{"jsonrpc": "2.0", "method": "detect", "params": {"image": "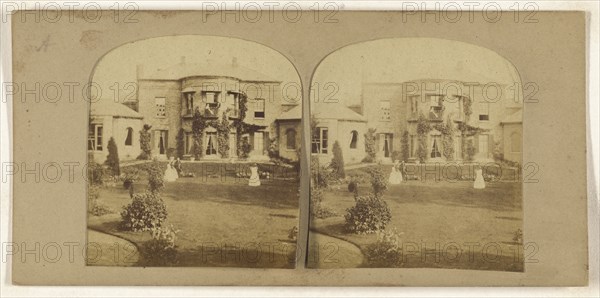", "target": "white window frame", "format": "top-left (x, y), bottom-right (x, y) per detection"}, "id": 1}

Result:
top-left (88, 124), bottom-right (103, 151)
